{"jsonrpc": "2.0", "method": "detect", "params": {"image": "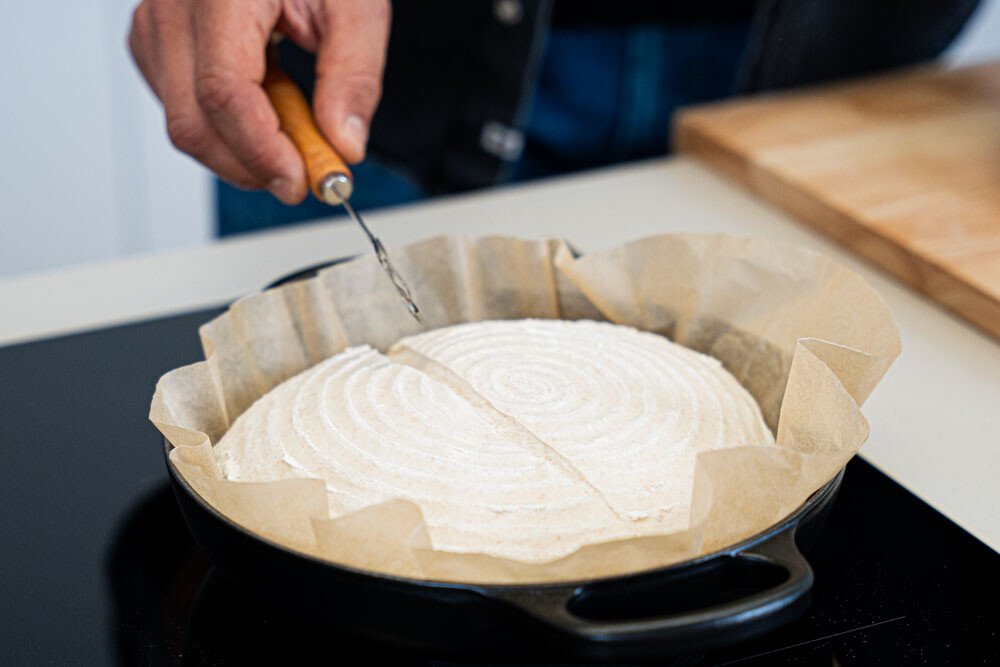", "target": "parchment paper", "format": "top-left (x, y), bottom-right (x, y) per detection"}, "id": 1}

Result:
top-left (150, 234), bottom-right (900, 584)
